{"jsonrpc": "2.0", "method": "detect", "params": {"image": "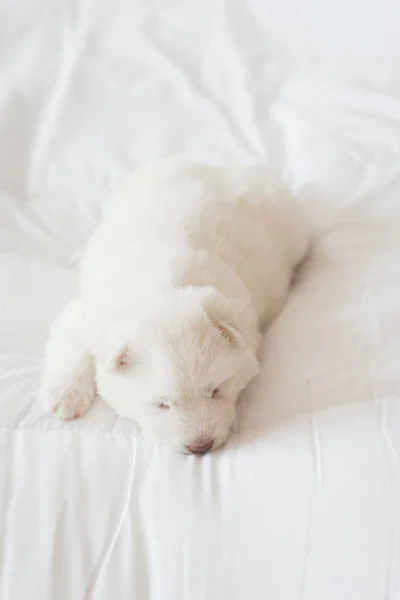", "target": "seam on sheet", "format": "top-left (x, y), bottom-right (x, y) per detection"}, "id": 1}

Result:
top-left (311, 410), bottom-right (323, 493)
top-left (379, 398), bottom-right (400, 600)
top-left (0, 425), bottom-right (140, 440)
top-left (298, 409), bottom-right (322, 600)
top-left (0, 432), bottom-right (15, 598)
top-left (84, 436), bottom-right (136, 600)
